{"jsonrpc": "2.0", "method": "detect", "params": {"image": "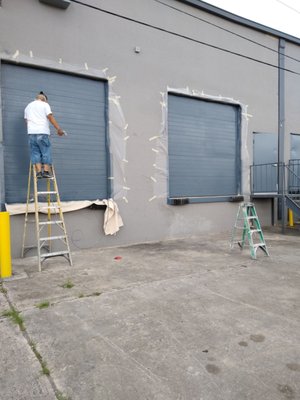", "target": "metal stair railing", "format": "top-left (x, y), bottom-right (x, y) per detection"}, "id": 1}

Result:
top-left (287, 159), bottom-right (300, 195)
top-left (250, 160), bottom-right (300, 197)
top-left (285, 160), bottom-right (300, 217)
top-left (250, 160), bottom-right (300, 231)
top-left (250, 162), bottom-right (283, 195)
